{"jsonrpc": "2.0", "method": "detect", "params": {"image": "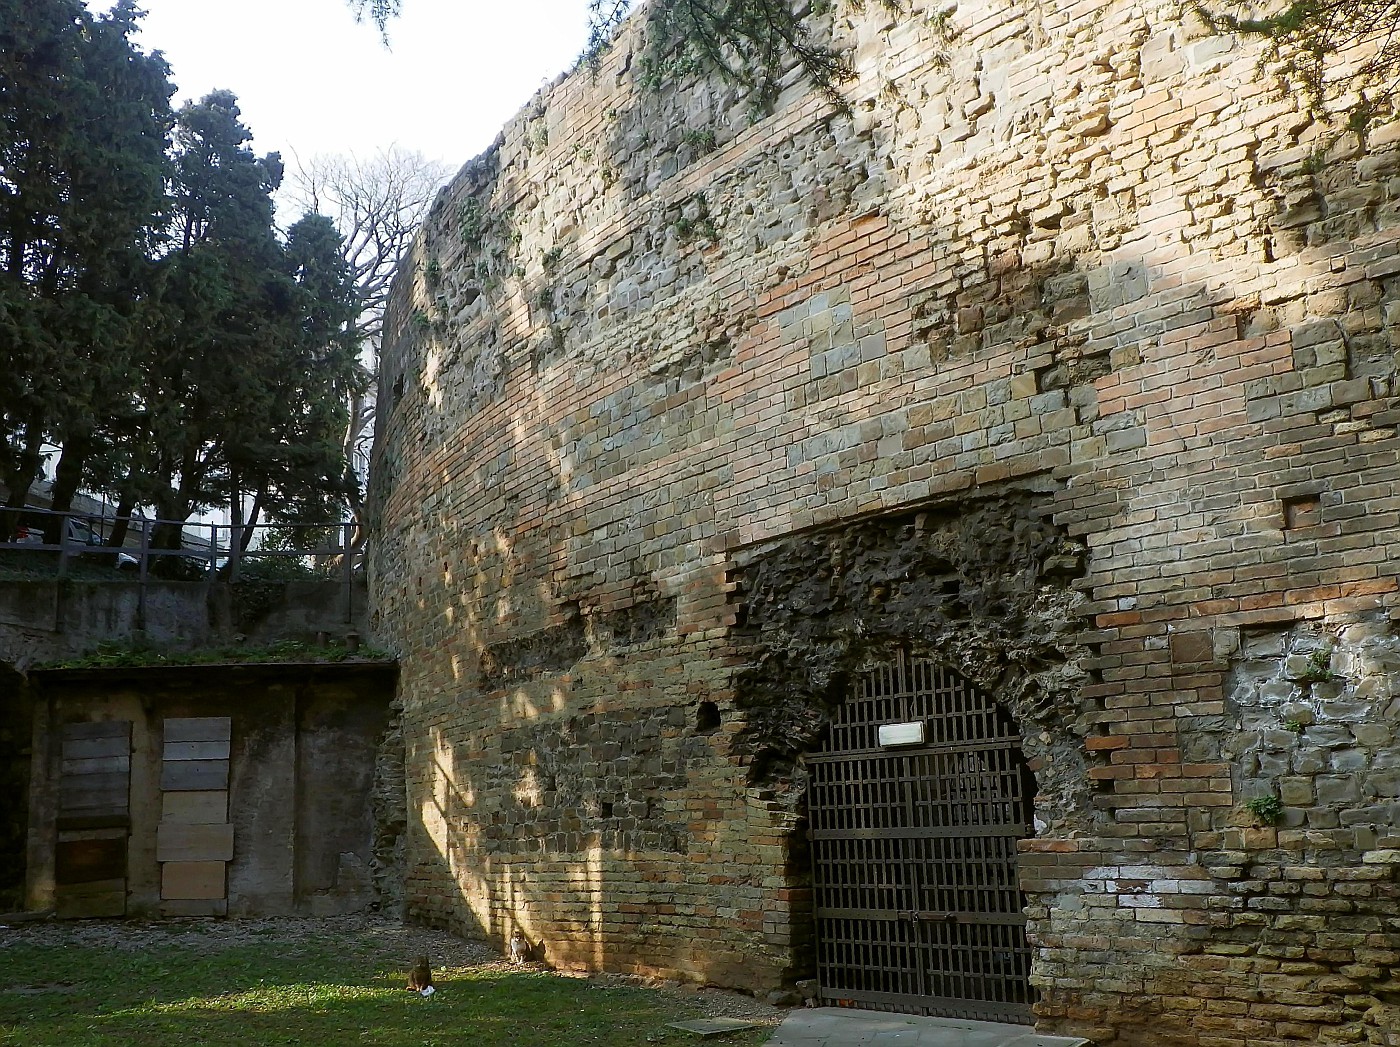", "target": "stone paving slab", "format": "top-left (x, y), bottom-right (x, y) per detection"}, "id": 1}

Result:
top-left (669, 1017), bottom-right (763, 1036)
top-left (765, 1009), bottom-right (1091, 1047)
